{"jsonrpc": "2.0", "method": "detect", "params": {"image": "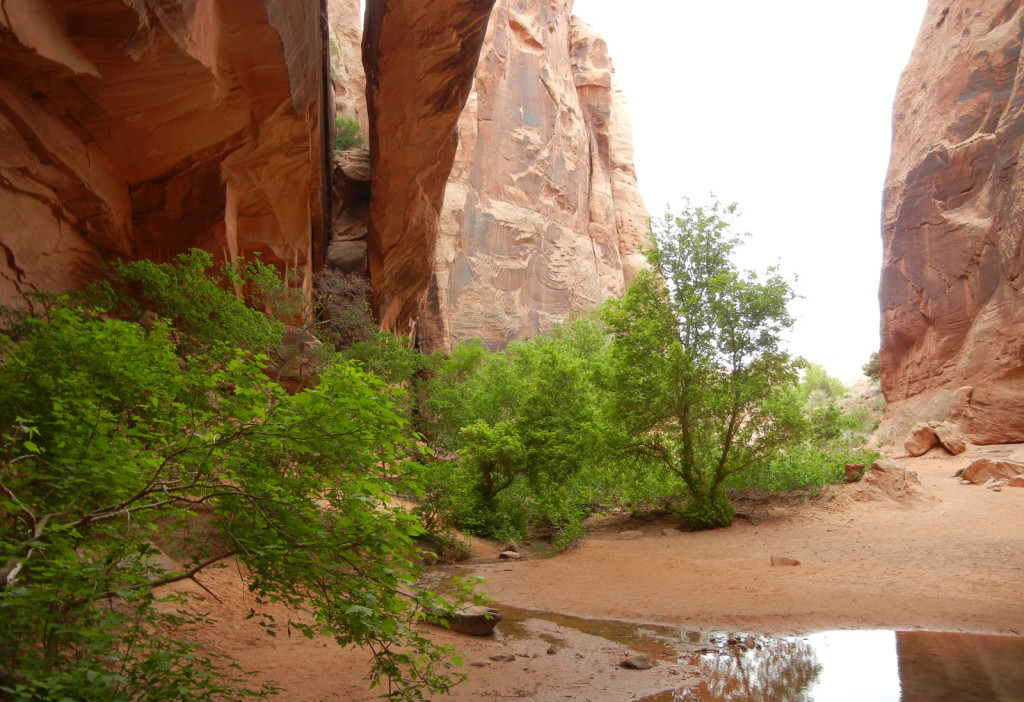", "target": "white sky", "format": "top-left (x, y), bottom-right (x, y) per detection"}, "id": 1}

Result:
top-left (571, 0), bottom-right (929, 383)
